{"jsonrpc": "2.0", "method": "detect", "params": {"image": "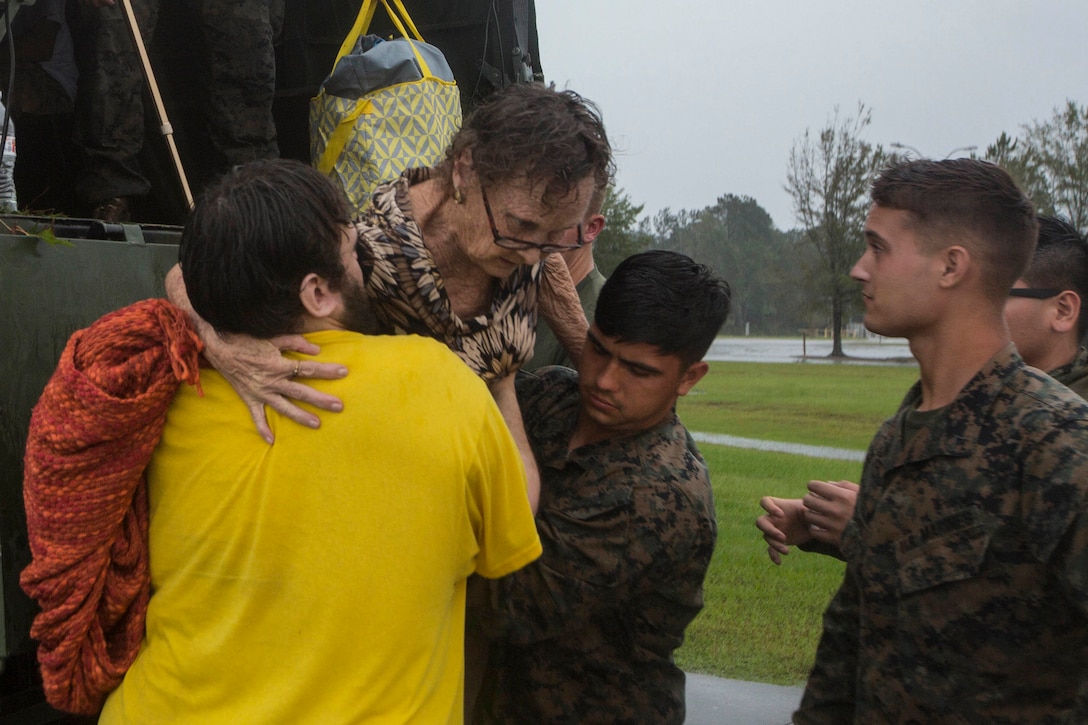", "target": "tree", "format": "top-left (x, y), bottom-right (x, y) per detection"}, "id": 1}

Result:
top-left (985, 100), bottom-right (1088, 233)
top-left (982, 132), bottom-right (1052, 213)
top-left (785, 104), bottom-right (890, 356)
top-left (593, 186), bottom-right (655, 276)
top-left (657, 194), bottom-right (787, 334)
